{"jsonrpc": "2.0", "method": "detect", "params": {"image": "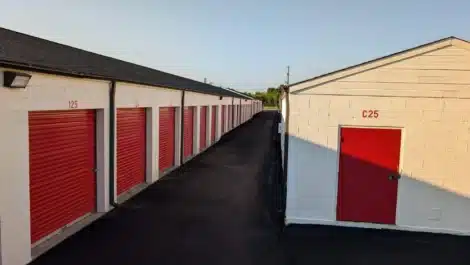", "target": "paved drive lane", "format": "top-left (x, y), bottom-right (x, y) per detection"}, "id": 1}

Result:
top-left (31, 111), bottom-right (284, 265)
